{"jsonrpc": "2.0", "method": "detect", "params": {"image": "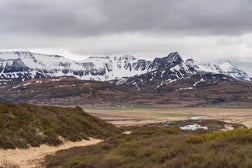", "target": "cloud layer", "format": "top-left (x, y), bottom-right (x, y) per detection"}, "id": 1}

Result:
top-left (0, 0), bottom-right (252, 75)
top-left (1, 0), bottom-right (252, 36)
